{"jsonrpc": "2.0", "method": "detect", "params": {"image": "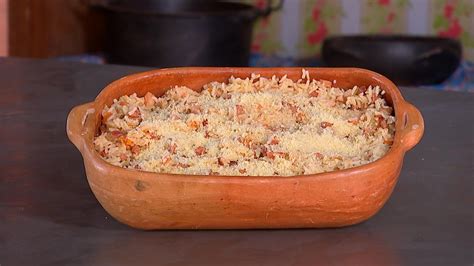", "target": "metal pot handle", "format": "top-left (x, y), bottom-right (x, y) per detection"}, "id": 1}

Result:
top-left (258, 0), bottom-right (284, 17)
